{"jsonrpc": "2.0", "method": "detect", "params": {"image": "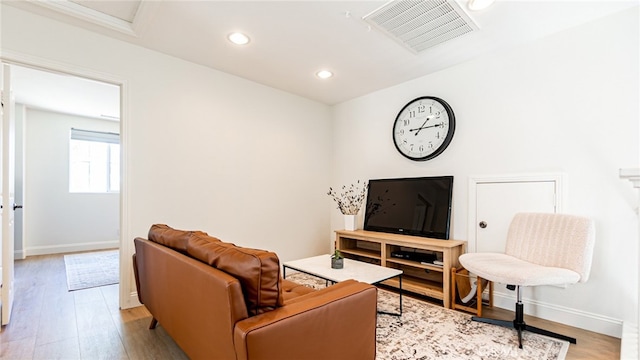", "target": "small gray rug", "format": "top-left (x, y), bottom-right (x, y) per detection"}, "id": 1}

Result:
top-left (286, 273), bottom-right (569, 360)
top-left (64, 250), bottom-right (119, 291)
